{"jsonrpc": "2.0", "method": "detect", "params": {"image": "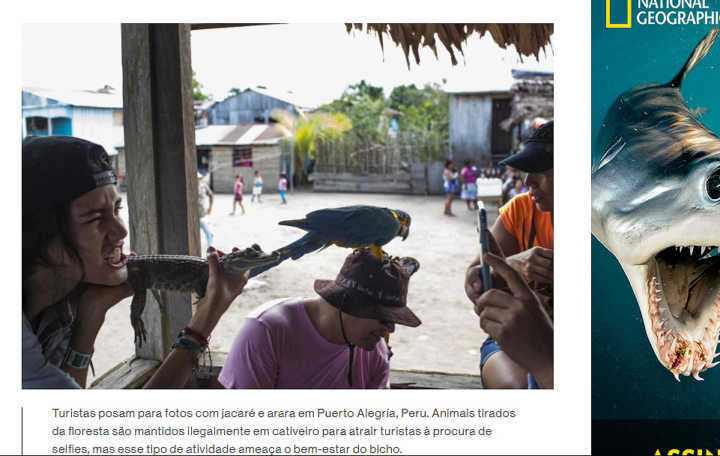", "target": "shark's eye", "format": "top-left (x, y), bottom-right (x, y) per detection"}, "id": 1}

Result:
top-left (707, 168), bottom-right (720, 201)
